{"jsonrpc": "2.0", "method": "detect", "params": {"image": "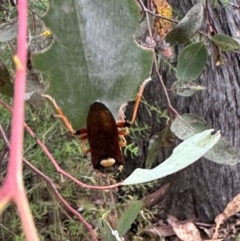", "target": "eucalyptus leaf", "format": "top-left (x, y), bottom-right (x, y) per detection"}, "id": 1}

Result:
top-left (176, 41), bottom-right (207, 81)
top-left (171, 114), bottom-right (208, 139)
top-left (211, 34), bottom-right (240, 51)
top-left (98, 216), bottom-right (116, 241)
top-left (33, 0), bottom-right (153, 129)
top-left (145, 127), bottom-right (175, 169)
top-left (165, 2), bottom-right (204, 45)
top-left (172, 80), bottom-right (206, 96)
top-left (171, 114), bottom-right (240, 165)
top-left (117, 201), bottom-right (143, 237)
top-left (123, 129), bottom-right (221, 185)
